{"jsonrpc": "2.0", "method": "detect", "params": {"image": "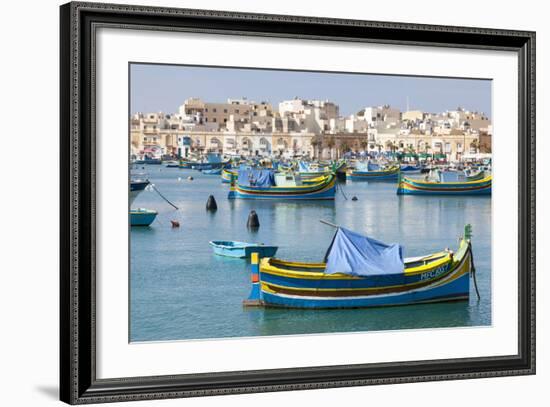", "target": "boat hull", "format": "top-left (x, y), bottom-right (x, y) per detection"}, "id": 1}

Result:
top-left (259, 272), bottom-right (470, 308)
top-left (130, 209), bottom-right (158, 226)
